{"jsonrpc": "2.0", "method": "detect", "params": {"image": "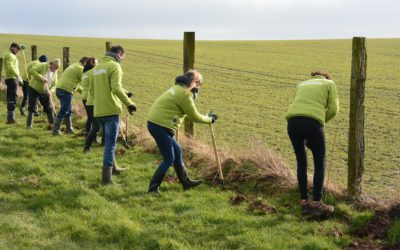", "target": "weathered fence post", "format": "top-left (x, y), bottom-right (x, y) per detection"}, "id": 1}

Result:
top-left (63, 47), bottom-right (70, 71)
top-left (348, 37), bottom-right (367, 198)
top-left (31, 45), bottom-right (37, 61)
top-left (0, 58), bottom-right (3, 80)
top-left (106, 42), bottom-right (112, 52)
top-left (183, 31), bottom-right (195, 137)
